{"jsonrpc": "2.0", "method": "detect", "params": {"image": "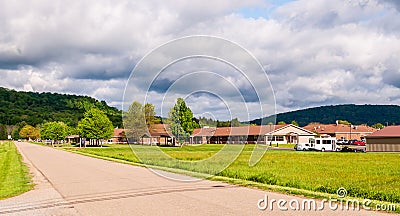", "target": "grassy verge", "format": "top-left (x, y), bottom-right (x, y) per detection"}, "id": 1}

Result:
top-left (0, 141), bottom-right (33, 200)
top-left (64, 144), bottom-right (400, 212)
